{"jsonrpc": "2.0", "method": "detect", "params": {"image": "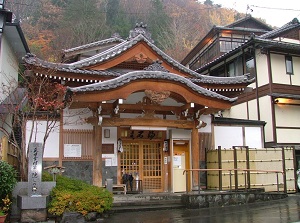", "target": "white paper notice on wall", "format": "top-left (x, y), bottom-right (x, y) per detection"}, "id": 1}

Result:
top-left (64, 144), bottom-right (82, 157)
top-left (105, 158), bottom-right (112, 166)
top-left (173, 155), bottom-right (182, 166)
